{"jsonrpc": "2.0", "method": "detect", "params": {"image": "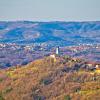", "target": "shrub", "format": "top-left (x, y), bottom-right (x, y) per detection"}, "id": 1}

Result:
top-left (64, 95), bottom-right (71, 100)
top-left (3, 87), bottom-right (13, 94)
top-left (74, 87), bottom-right (81, 92)
top-left (0, 78), bottom-right (3, 82)
top-left (0, 93), bottom-right (4, 100)
top-left (33, 95), bottom-right (46, 100)
top-left (40, 77), bottom-right (52, 85)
